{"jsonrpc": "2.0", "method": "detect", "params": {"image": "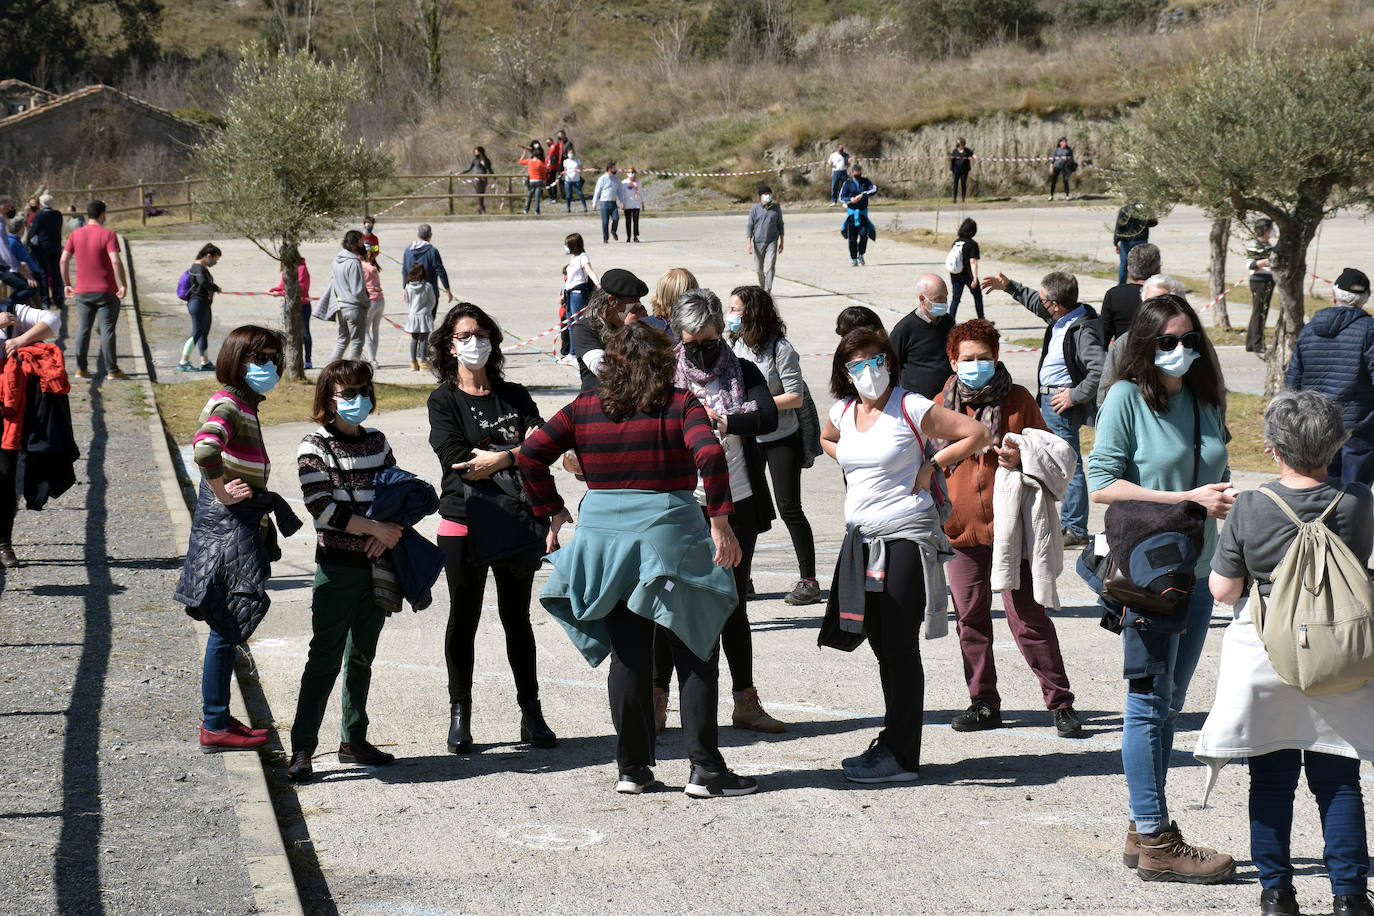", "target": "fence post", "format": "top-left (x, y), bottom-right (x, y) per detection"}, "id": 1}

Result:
top-left (139, 180), bottom-right (147, 226)
top-left (185, 176), bottom-right (192, 223)
top-left (362, 178), bottom-right (370, 220)
top-left (506, 176), bottom-right (512, 212)
top-left (448, 174), bottom-right (454, 215)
